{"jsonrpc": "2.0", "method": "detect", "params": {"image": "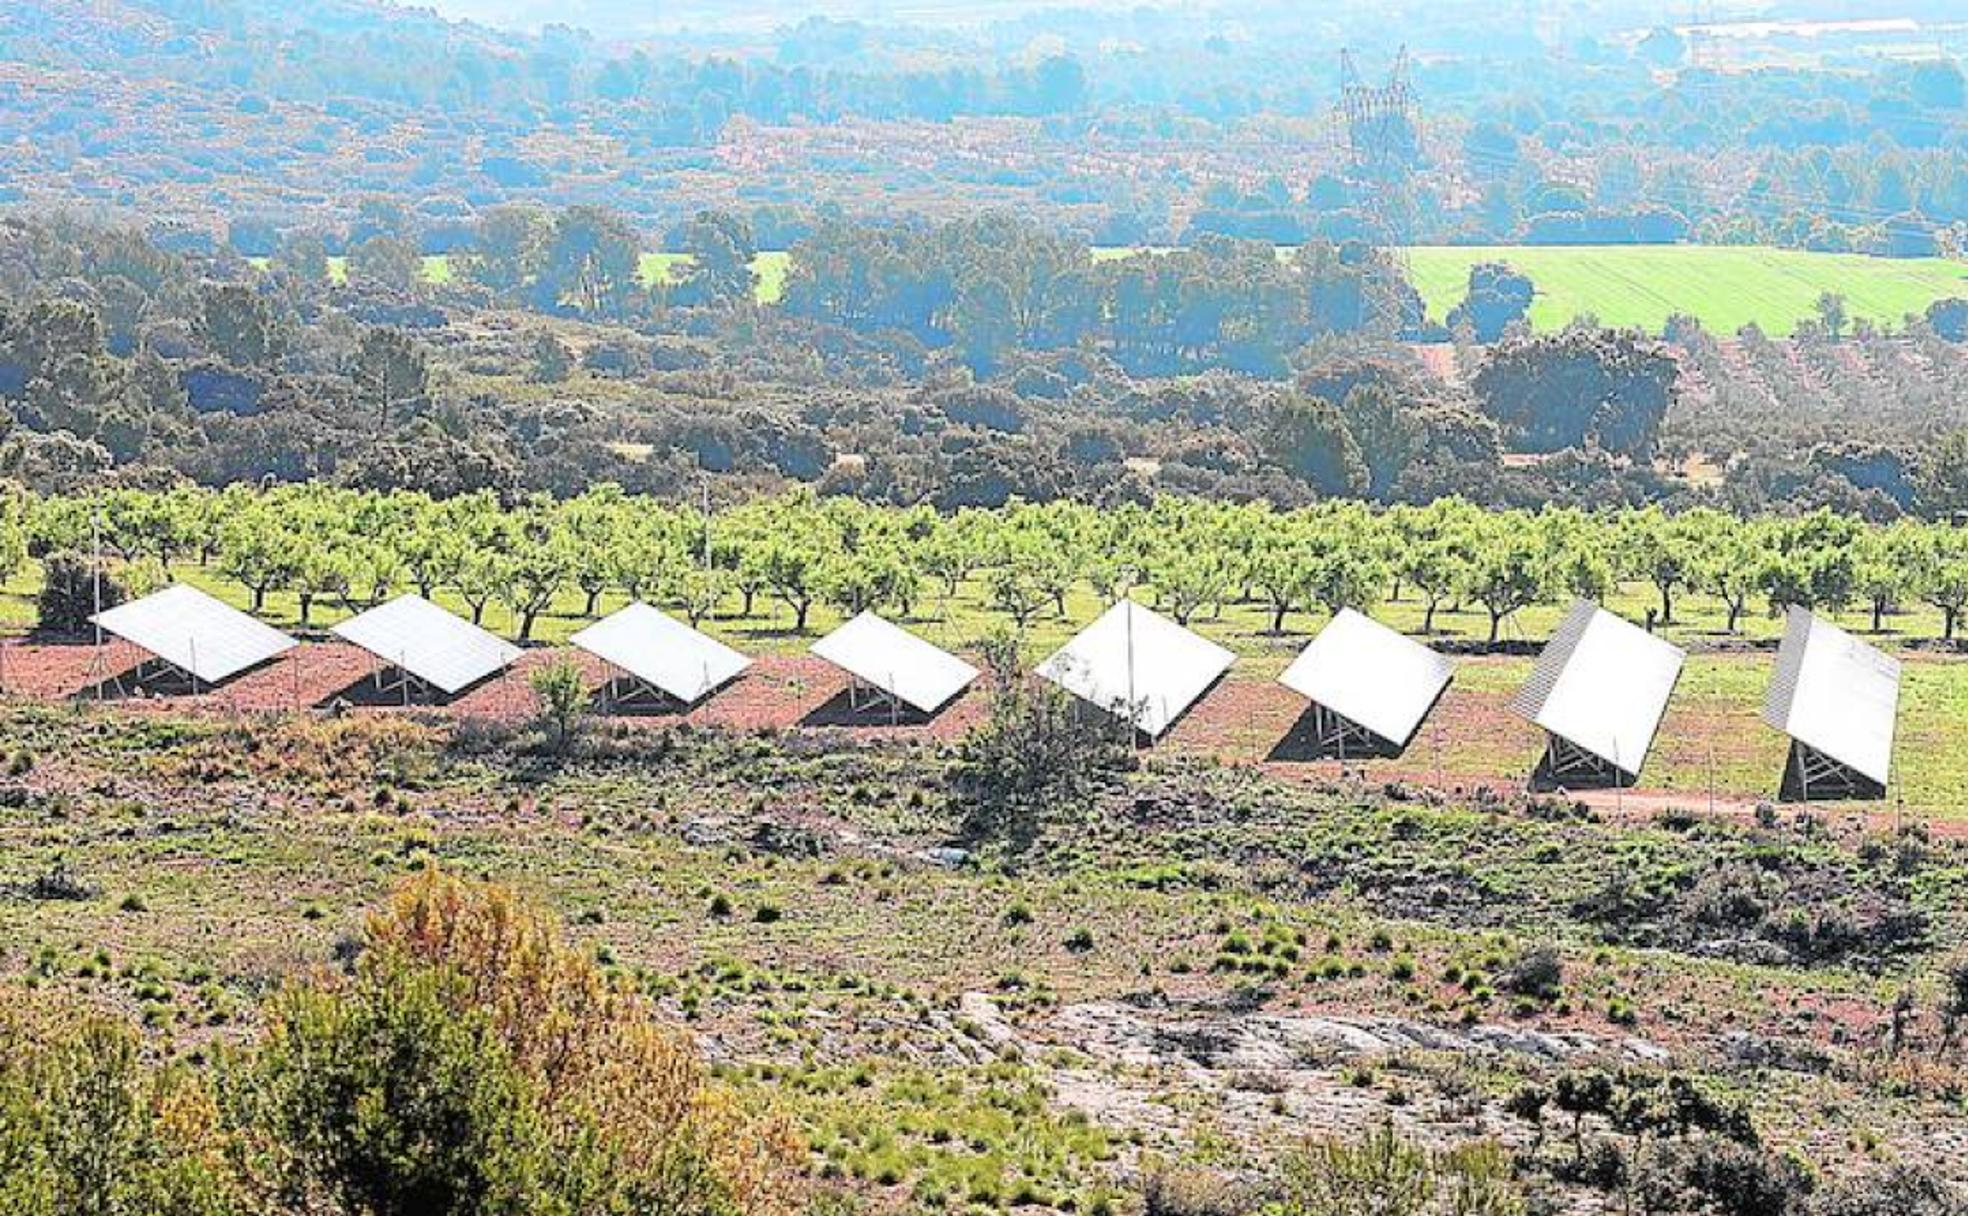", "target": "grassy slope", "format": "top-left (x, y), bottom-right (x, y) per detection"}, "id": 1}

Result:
top-left (0, 710), bottom-right (1959, 1205)
top-left (295, 246), bottom-right (1966, 332)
